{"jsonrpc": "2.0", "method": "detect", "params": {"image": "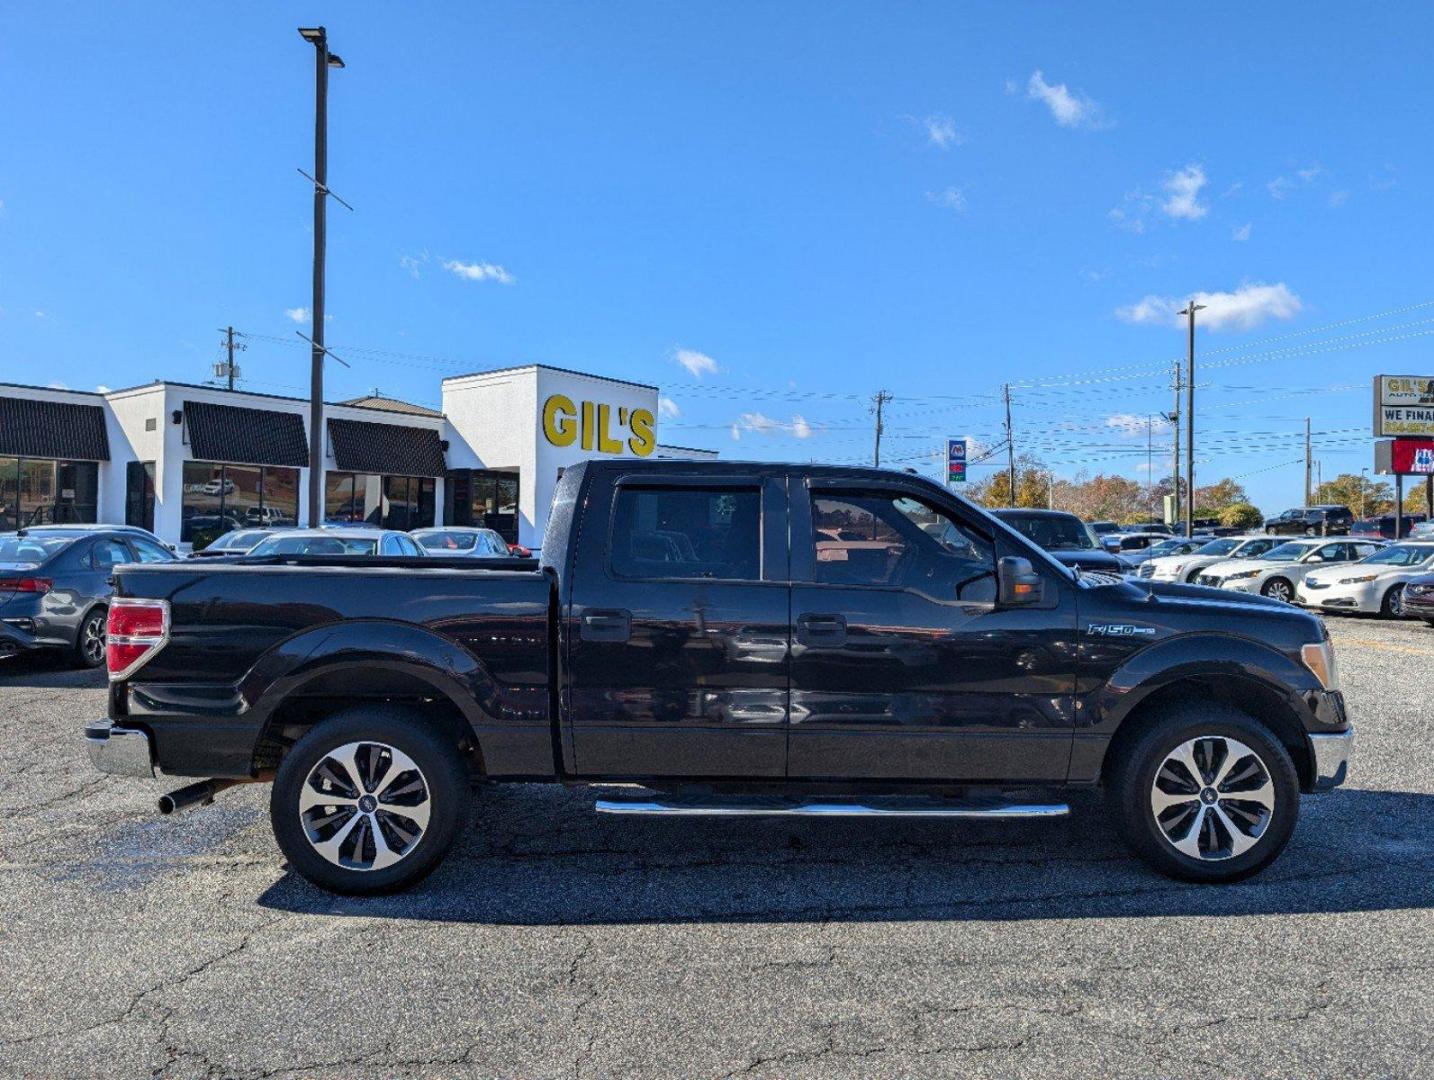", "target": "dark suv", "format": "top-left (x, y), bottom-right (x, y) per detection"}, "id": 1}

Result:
top-left (1264, 505), bottom-right (1354, 537)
